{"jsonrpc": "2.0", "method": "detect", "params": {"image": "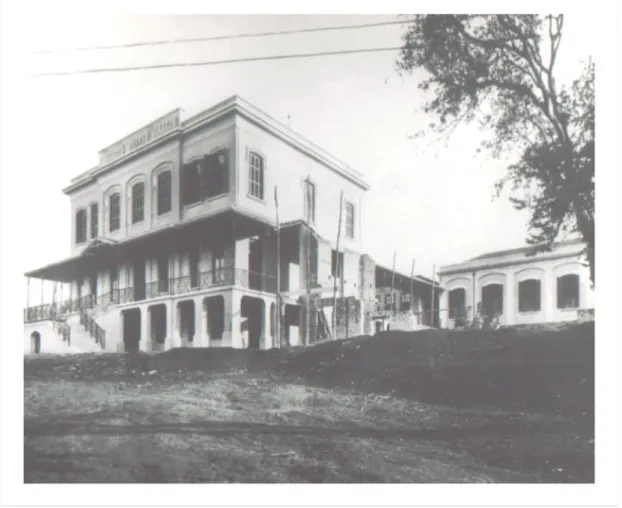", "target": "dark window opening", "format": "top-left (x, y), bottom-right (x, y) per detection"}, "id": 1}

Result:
top-left (206, 296), bottom-right (225, 340)
top-left (75, 209), bottom-right (87, 244)
top-left (557, 274), bottom-right (580, 309)
top-left (182, 150), bottom-right (229, 206)
top-left (481, 284), bottom-right (503, 317)
top-left (132, 182), bottom-right (145, 224)
top-left (157, 255), bottom-right (169, 293)
top-left (519, 279), bottom-right (541, 312)
top-left (90, 203), bottom-right (98, 238)
top-left (157, 170), bottom-right (172, 215)
top-left (448, 288), bottom-right (467, 319)
top-left (189, 248), bottom-right (200, 288)
top-left (109, 193), bottom-right (121, 232)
